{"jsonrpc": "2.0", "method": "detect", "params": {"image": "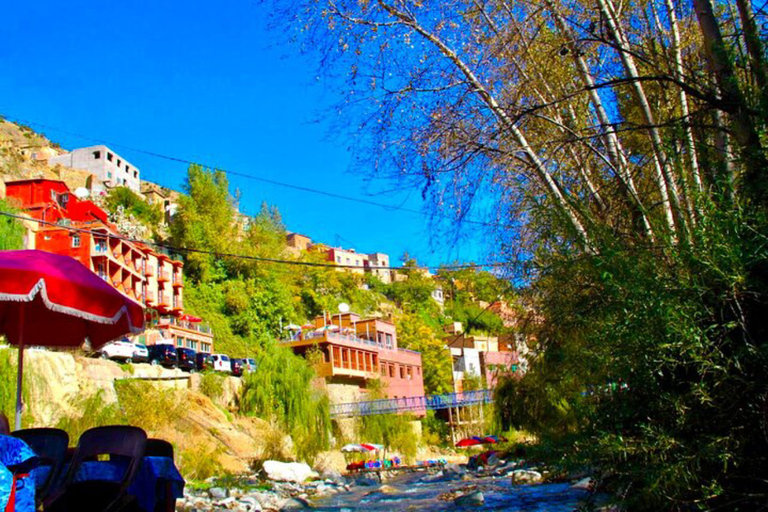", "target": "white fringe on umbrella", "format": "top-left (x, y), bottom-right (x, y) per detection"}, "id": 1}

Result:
top-left (0, 278), bottom-right (144, 332)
